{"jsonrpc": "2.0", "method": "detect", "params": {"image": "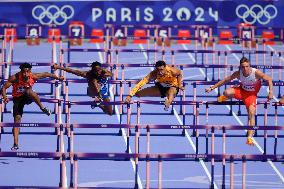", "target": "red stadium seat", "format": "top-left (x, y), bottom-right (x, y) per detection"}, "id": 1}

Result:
top-left (177, 30), bottom-right (190, 44)
top-left (4, 28), bottom-right (17, 42)
top-left (219, 30), bottom-right (233, 44)
top-left (89, 29), bottom-right (104, 43)
top-left (262, 31), bottom-right (275, 45)
top-left (133, 29), bottom-right (147, 44)
top-left (48, 28), bottom-right (61, 43)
